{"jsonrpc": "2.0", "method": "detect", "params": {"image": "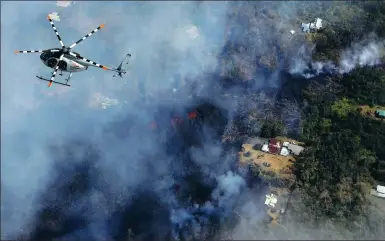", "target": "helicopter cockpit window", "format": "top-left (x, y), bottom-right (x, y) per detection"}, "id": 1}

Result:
top-left (40, 51), bottom-right (62, 61)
